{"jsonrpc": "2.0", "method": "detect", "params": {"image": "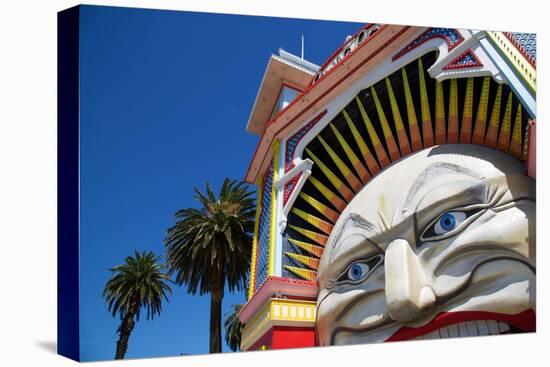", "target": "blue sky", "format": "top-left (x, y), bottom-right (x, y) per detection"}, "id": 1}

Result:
top-left (78, 5), bottom-right (363, 361)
